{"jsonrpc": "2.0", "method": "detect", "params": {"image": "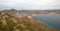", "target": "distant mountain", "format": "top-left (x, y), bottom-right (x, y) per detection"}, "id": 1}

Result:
top-left (1, 9), bottom-right (60, 14)
top-left (0, 10), bottom-right (59, 31)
